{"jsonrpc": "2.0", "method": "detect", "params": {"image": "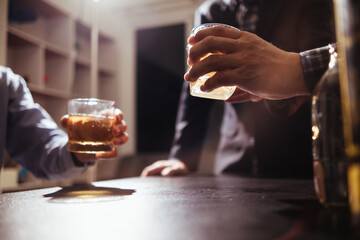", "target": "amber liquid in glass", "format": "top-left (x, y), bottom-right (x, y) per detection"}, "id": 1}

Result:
top-left (67, 114), bottom-right (115, 153)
